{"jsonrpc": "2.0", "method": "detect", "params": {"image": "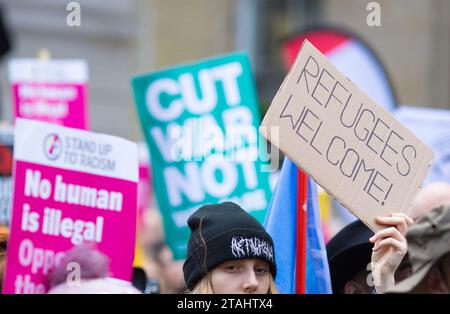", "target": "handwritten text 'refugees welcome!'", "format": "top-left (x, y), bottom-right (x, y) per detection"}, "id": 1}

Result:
top-left (277, 52), bottom-right (418, 207)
